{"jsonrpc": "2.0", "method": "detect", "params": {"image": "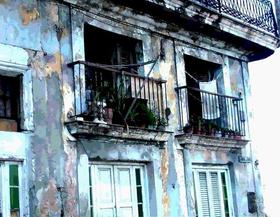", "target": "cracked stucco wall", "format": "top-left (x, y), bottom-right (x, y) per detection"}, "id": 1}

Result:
top-left (0, 0), bottom-right (268, 216)
top-left (0, 1), bottom-right (78, 216)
